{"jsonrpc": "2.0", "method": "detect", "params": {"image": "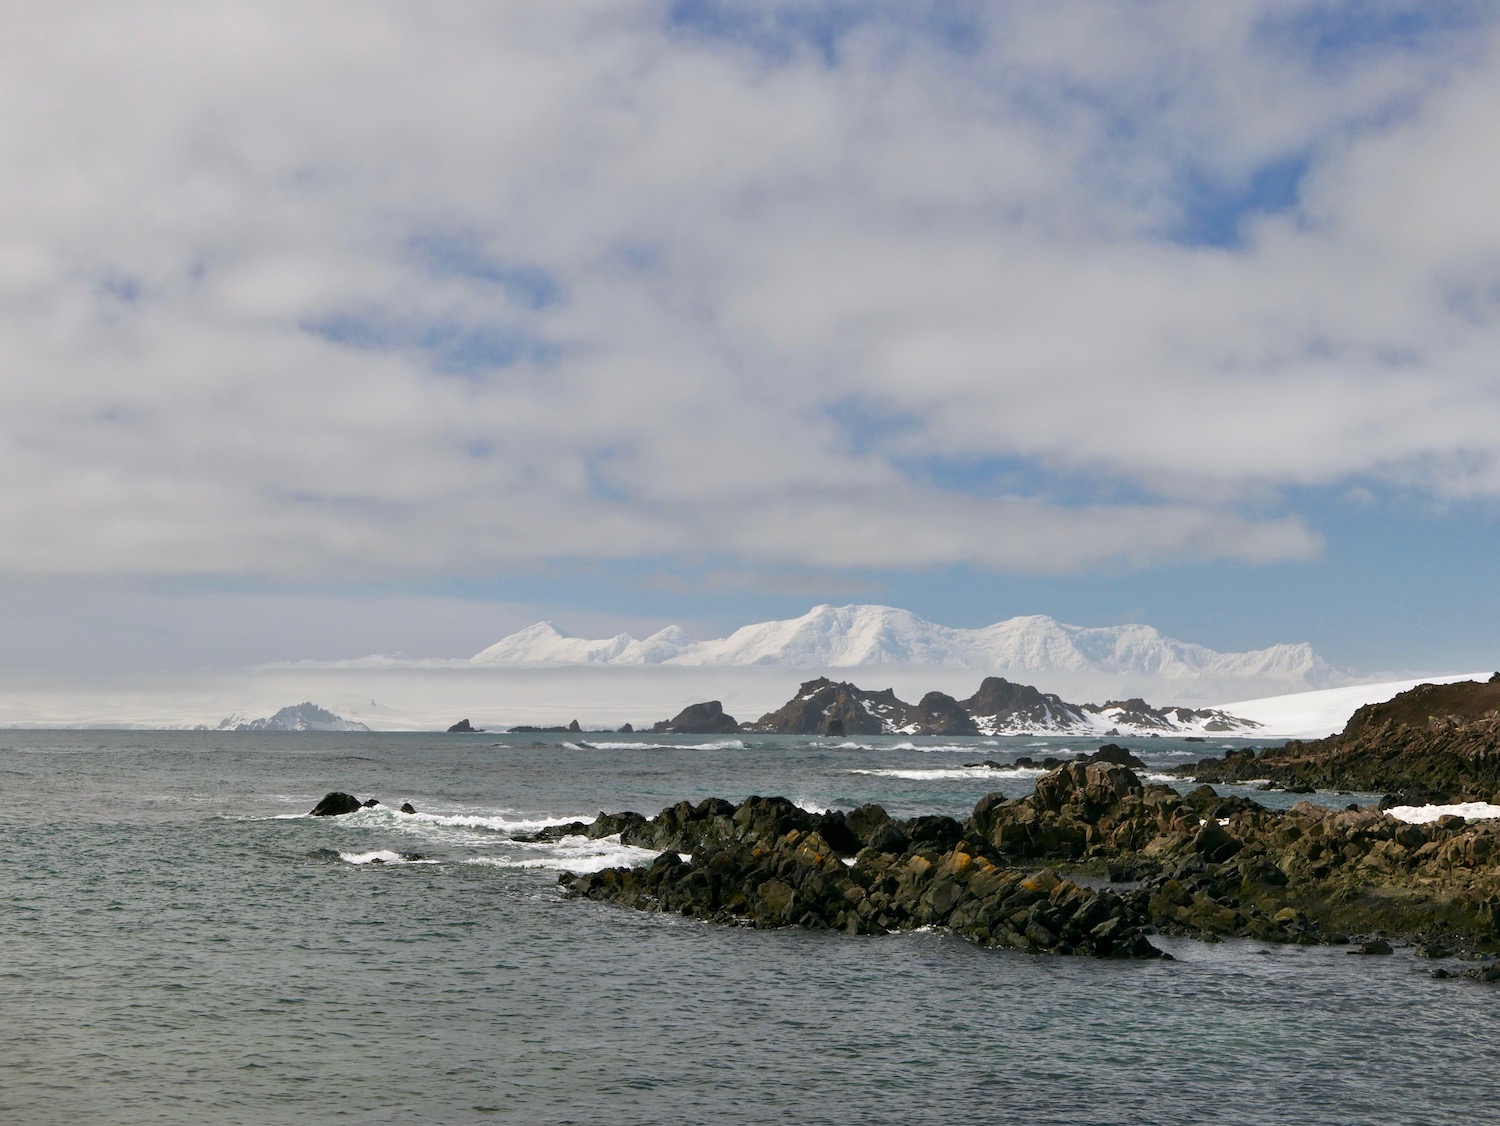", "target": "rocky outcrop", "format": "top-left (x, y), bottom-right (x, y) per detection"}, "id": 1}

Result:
top-left (447, 719), bottom-right (481, 733)
top-left (906, 691), bottom-right (980, 736)
top-left (1182, 677), bottom-right (1500, 802)
top-left (742, 678), bottom-right (907, 735)
top-left (310, 792), bottom-right (362, 816)
top-left (651, 700), bottom-right (739, 734)
top-left (1089, 743), bottom-right (1147, 769)
top-left (1083, 698), bottom-right (1256, 734)
top-left (562, 761), bottom-right (1500, 962)
top-left (962, 677), bottom-right (1088, 731)
top-left (562, 790), bottom-right (1161, 958)
top-left (736, 676), bottom-right (1255, 737)
top-left (509, 719), bottom-right (585, 733)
